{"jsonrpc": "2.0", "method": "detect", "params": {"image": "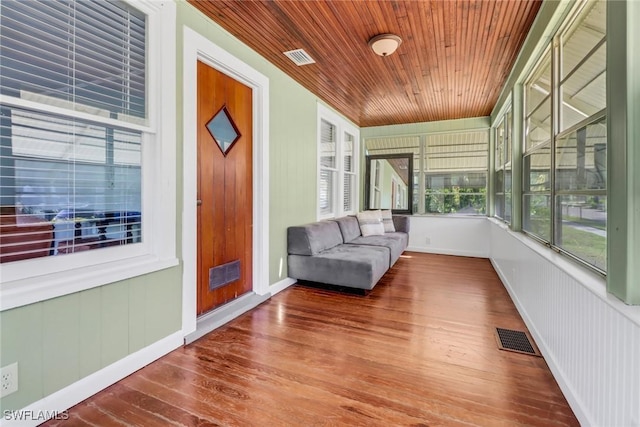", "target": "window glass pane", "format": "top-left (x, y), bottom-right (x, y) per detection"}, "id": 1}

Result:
top-left (319, 169), bottom-right (335, 215)
top-left (343, 173), bottom-right (355, 212)
top-left (556, 117), bottom-right (607, 191)
top-left (561, 0), bottom-right (606, 80)
top-left (523, 194), bottom-right (551, 241)
top-left (524, 146), bottom-right (551, 192)
top-left (505, 109), bottom-right (512, 165)
top-left (495, 194), bottom-right (504, 219)
top-left (320, 119), bottom-right (336, 169)
top-left (525, 51), bottom-right (551, 114)
top-left (0, 0), bottom-right (146, 122)
top-left (343, 132), bottom-right (354, 172)
top-left (425, 173), bottom-right (486, 214)
top-left (425, 131), bottom-right (488, 172)
top-left (1, 105), bottom-right (142, 262)
top-left (504, 170), bottom-right (512, 223)
top-left (495, 169), bottom-right (504, 196)
top-left (525, 97), bottom-right (551, 151)
top-left (556, 195), bottom-right (606, 271)
top-left (560, 43), bottom-right (606, 132)
top-left (495, 122), bottom-right (504, 169)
